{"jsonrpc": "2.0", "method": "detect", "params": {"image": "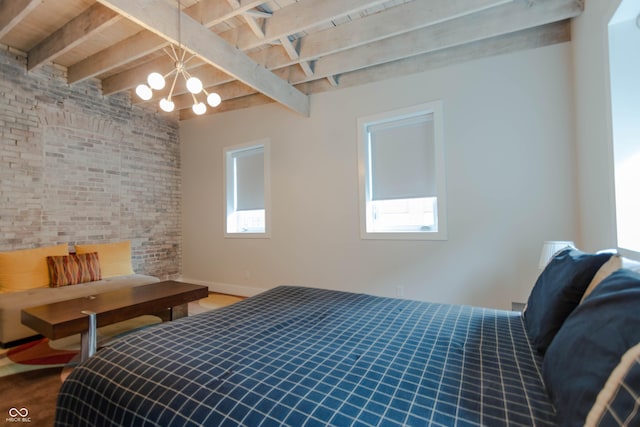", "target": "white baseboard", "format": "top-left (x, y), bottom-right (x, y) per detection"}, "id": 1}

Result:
top-left (177, 277), bottom-right (268, 297)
